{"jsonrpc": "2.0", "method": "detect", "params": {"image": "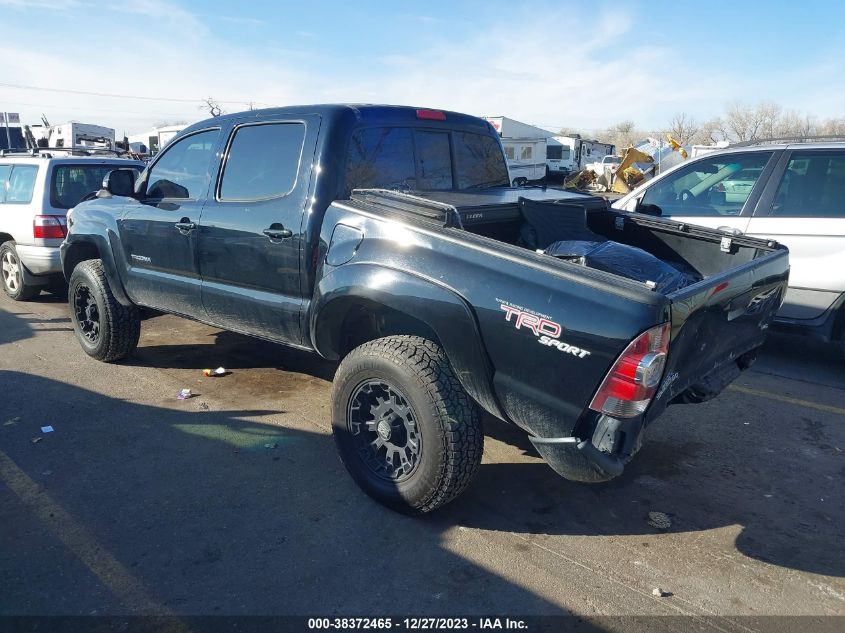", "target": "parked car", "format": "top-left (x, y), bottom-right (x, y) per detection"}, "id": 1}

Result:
top-left (0, 153), bottom-right (144, 300)
top-left (612, 141), bottom-right (845, 355)
top-left (61, 105), bottom-right (788, 514)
